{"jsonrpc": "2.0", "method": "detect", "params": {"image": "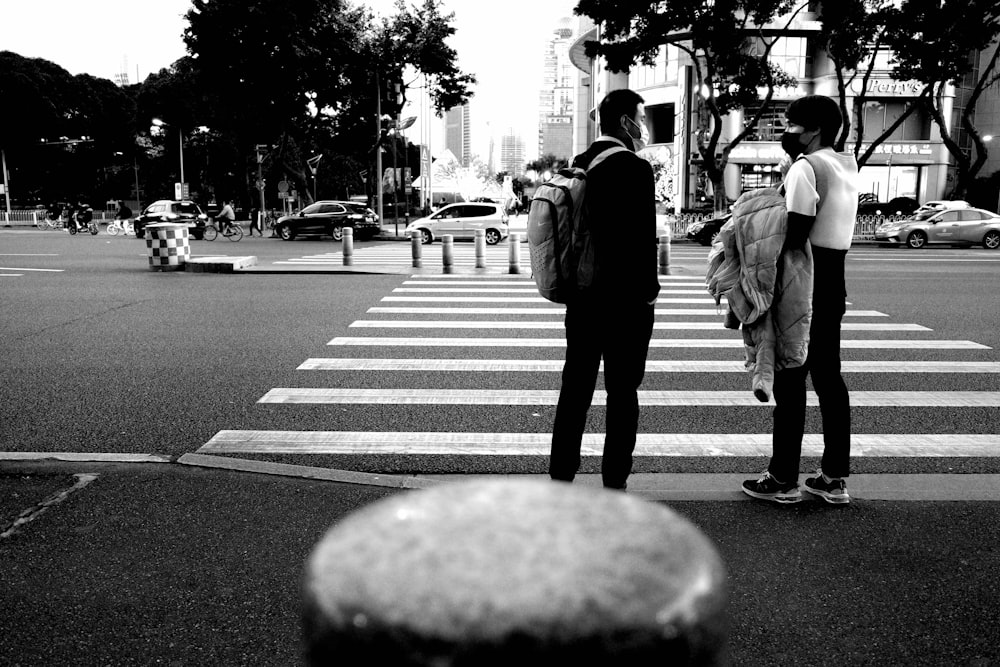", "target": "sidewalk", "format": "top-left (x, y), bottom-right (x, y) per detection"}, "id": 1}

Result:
top-left (2, 458), bottom-right (998, 664)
